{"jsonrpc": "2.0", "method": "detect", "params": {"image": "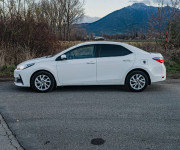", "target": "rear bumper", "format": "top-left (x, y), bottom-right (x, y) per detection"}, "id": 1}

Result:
top-left (151, 74), bottom-right (166, 83)
top-left (150, 63), bottom-right (166, 83)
